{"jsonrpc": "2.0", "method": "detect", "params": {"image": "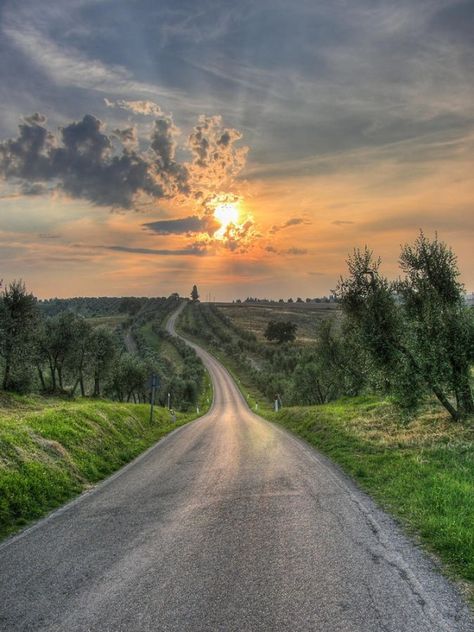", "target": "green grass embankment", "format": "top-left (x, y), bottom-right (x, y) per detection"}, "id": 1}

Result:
top-left (0, 388), bottom-right (210, 541)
